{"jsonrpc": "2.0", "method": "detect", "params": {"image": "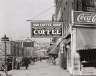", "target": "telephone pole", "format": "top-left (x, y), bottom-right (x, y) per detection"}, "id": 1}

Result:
top-left (1, 35), bottom-right (9, 76)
